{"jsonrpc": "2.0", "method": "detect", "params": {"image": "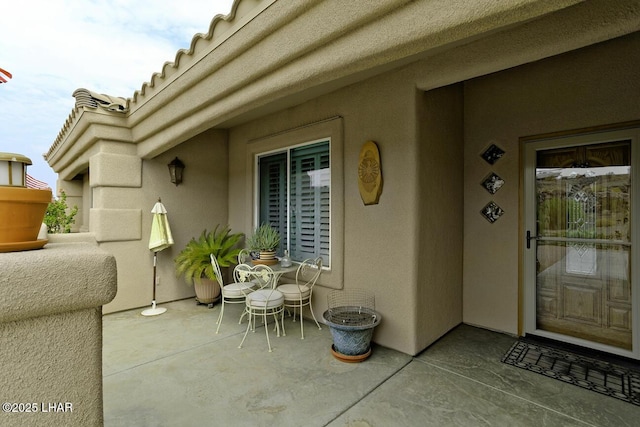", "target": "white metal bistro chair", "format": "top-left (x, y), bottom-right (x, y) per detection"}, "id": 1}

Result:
top-left (235, 263), bottom-right (285, 352)
top-left (237, 248), bottom-right (253, 264)
top-left (211, 254), bottom-right (256, 334)
top-left (276, 257), bottom-right (323, 339)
